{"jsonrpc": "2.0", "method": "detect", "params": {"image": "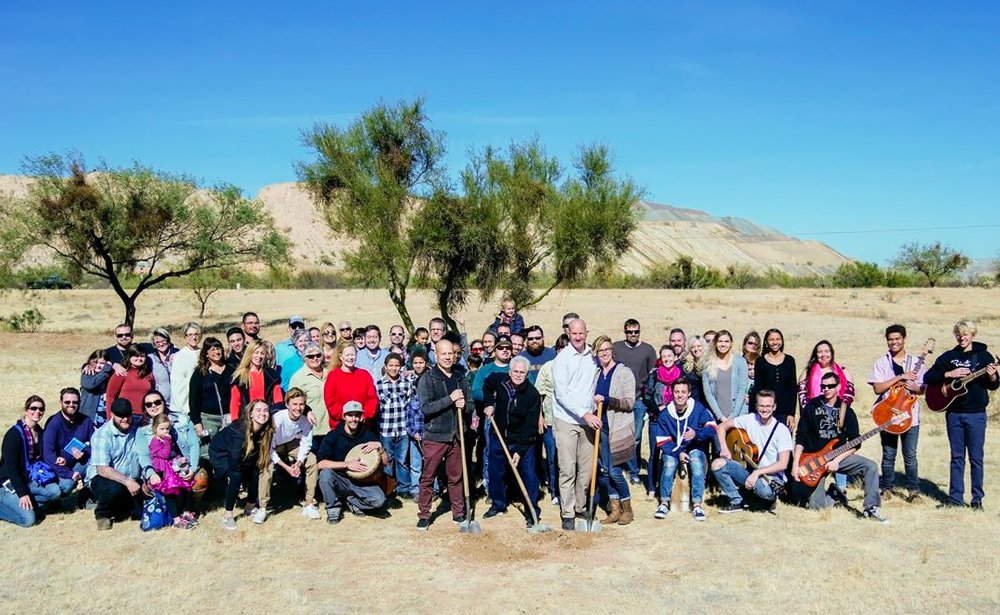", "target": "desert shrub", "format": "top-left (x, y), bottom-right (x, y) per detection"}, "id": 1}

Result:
top-left (830, 261), bottom-right (885, 288)
top-left (1, 307), bottom-right (45, 332)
